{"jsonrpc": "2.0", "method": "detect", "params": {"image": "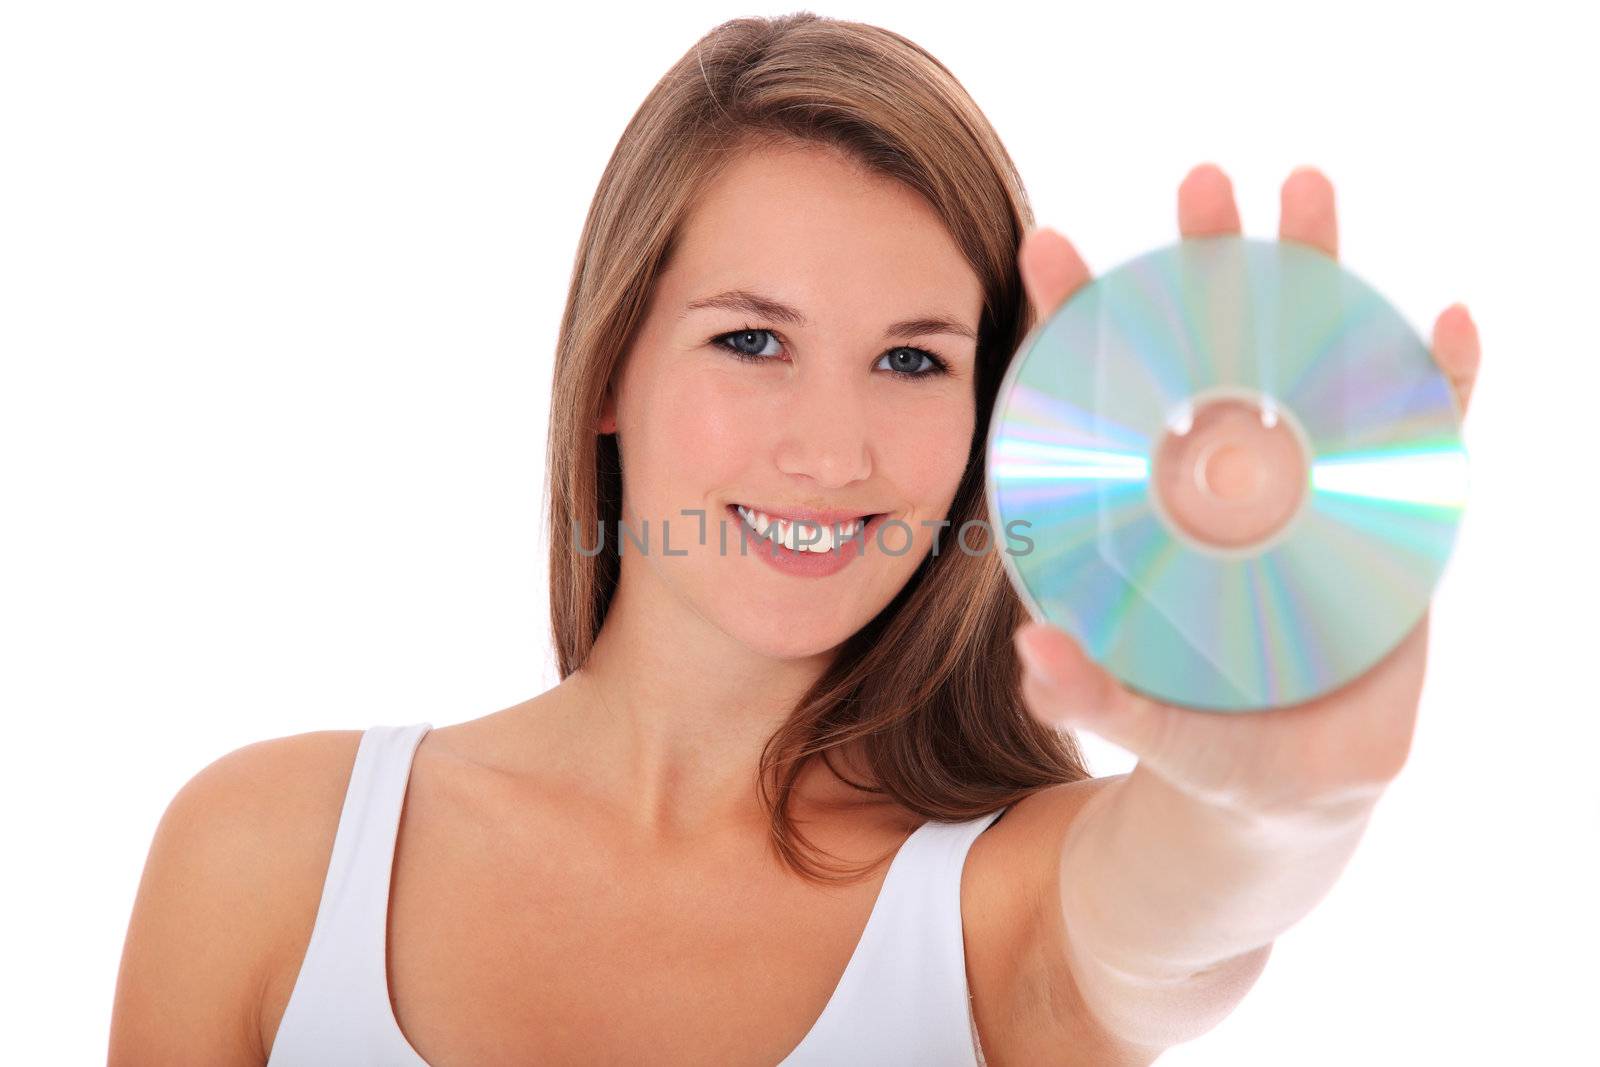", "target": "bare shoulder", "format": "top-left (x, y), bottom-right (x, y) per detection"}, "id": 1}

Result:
top-left (109, 728), bottom-right (367, 1067)
top-left (964, 772), bottom-right (1165, 1066)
